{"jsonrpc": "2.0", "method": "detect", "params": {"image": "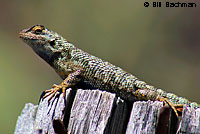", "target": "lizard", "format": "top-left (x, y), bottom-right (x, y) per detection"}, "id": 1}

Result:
top-left (19, 24), bottom-right (199, 112)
